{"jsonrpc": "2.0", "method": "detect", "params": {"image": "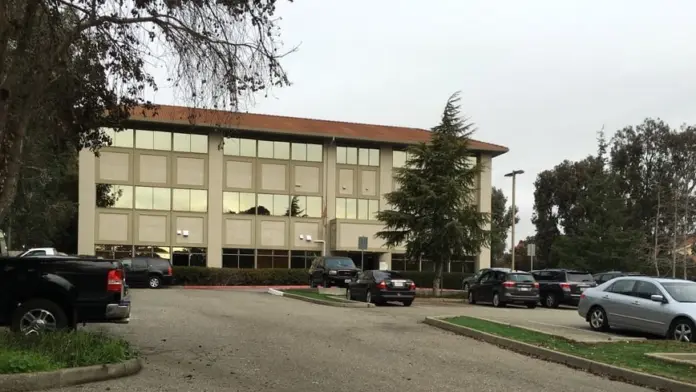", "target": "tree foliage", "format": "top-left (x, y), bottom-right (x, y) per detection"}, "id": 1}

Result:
top-left (0, 0), bottom-right (292, 223)
top-left (376, 93), bottom-right (490, 294)
top-left (490, 187), bottom-right (519, 263)
top-left (533, 120), bottom-right (696, 274)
